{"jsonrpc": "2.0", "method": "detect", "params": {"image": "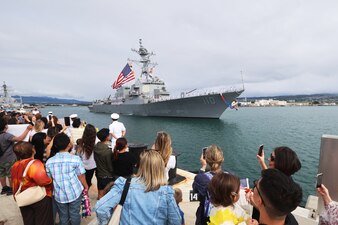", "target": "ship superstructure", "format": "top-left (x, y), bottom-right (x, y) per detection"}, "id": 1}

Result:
top-left (89, 40), bottom-right (244, 118)
top-left (0, 82), bottom-right (22, 110)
